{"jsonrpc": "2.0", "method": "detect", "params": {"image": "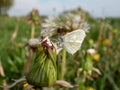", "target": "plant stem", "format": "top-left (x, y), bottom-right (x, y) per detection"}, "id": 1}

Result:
top-left (0, 60), bottom-right (8, 90)
top-left (31, 24), bottom-right (35, 38)
top-left (24, 49), bottom-right (33, 74)
top-left (25, 24), bottom-right (35, 73)
top-left (97, 19), bottom-right (105, 50)
top-left (60, 49), bottom-right (66, 80)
